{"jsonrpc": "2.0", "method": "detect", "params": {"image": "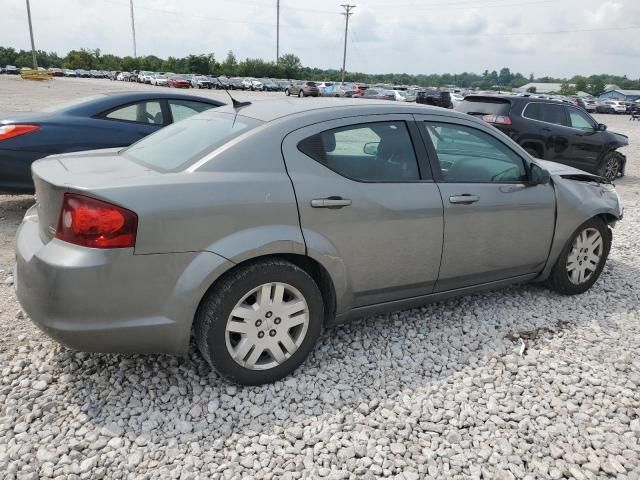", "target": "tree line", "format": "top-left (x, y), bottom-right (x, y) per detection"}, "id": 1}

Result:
top-left (1, 46), bottom-right (638, 94)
